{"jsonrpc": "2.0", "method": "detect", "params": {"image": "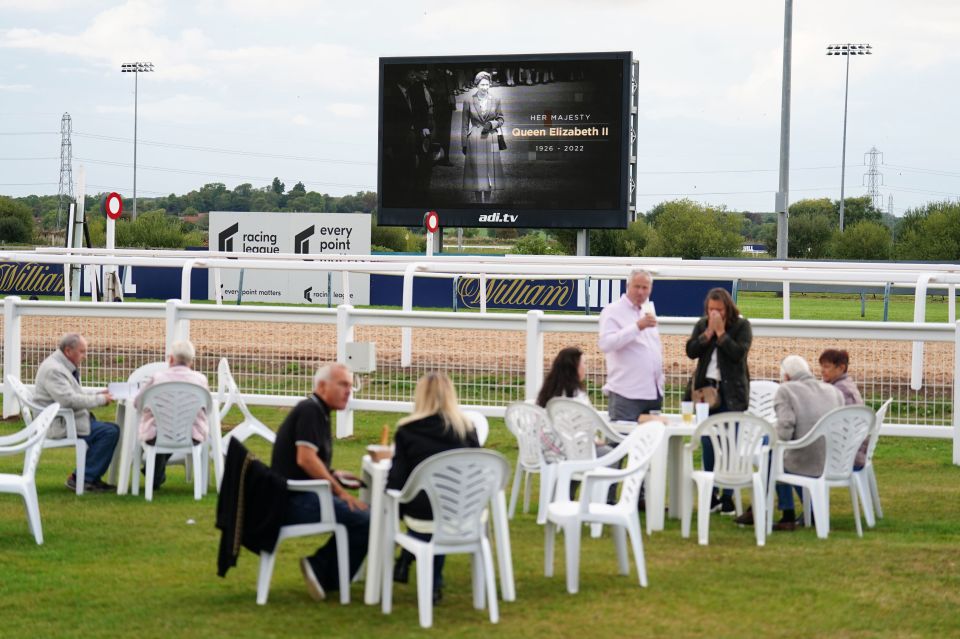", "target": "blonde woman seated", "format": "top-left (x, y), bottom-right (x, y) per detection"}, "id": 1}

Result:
top-left (386, 372), bottom-right (480, 604)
